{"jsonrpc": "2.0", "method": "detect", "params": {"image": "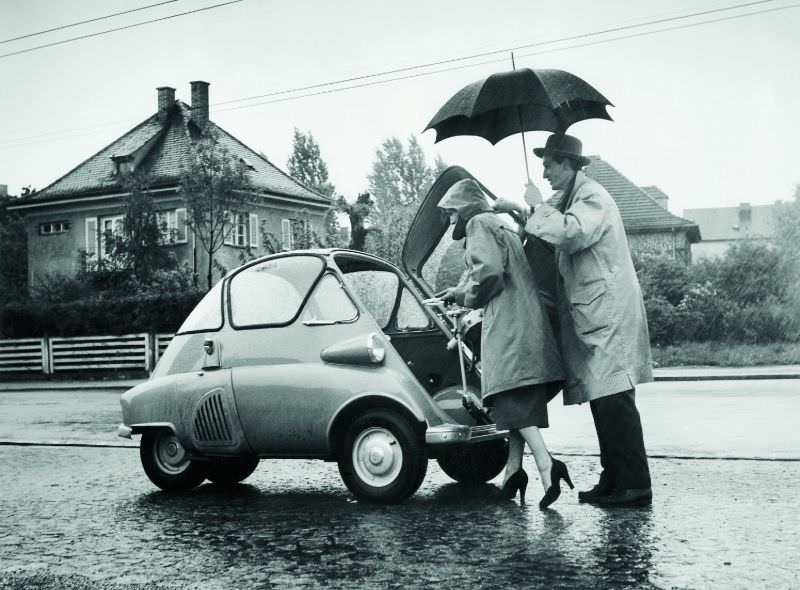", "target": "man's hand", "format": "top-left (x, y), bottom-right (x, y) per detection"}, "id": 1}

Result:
top-left (493, 198), bottom-right (529, 217)
top-left (523, 181), bottom-right (543, 208)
